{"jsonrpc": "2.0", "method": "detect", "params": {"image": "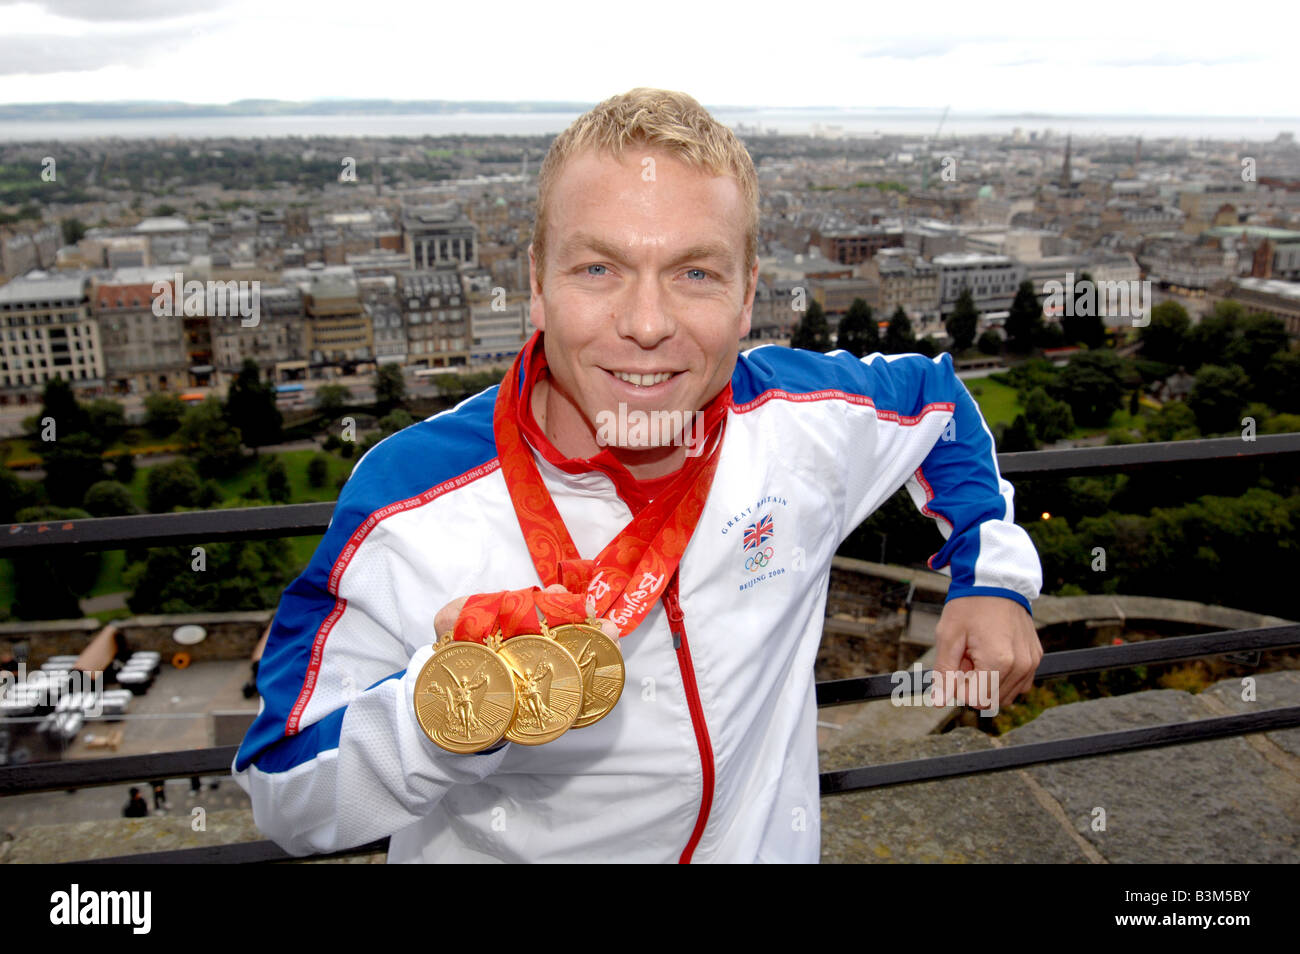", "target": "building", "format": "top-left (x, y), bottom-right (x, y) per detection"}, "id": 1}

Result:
top-left (91, 267), bottom-right (188, 395)
top-left (0, 271), bottom-right (103, 404)
top-left (811, 278), bottom-right (877, 316)
top-left (0, 224), bottom-right (60, 279)
top-left (747, 279), bottom-right (801, 342)
top-left (400, 269), bottom-right (469, 368)
top-left (133, 216), bottom-right (210, 266)
top-left (758, 247), bottom-right (853, 284)
top-left (856, 249), bottom-right (941, 329)
top-left (1214, 278), bottom-right (1300, 337)
top-left (285, 266), bottom-right (373, 372)
top-left (211, 284), bottom-right (306, 383)
top-left (814, 225), bottom-right (902, 266)
top-left (469, 293), bottom-right (529, 364)
top-left (933, 253), bottom-right (1024, 316)
top-left (1139, 238), bottom-right (1235, 291)
top-left (403, 205), bottom-right (479, 270)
